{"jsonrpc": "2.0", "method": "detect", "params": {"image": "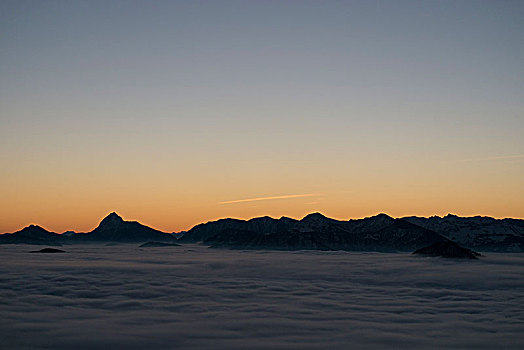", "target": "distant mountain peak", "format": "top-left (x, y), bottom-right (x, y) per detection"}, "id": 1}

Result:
top-left (361, 213), bottom-right (394, 223)
top-left (86, 212), bottom-right (174, 242)
top-left (249, 215), bottom-right (275, 222)
top-left (27, 224), bottom-right (43, 229)
top-left (101, 212), bottom-right (124, 224)
top-left (104, 212), bottom-right (124, 221)
top-left (375, 213), bottom-right (393, 219)
top-left (21, 224), bottom-right (48, 232)
top-left (302, 212), bottom-right (328, 221)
